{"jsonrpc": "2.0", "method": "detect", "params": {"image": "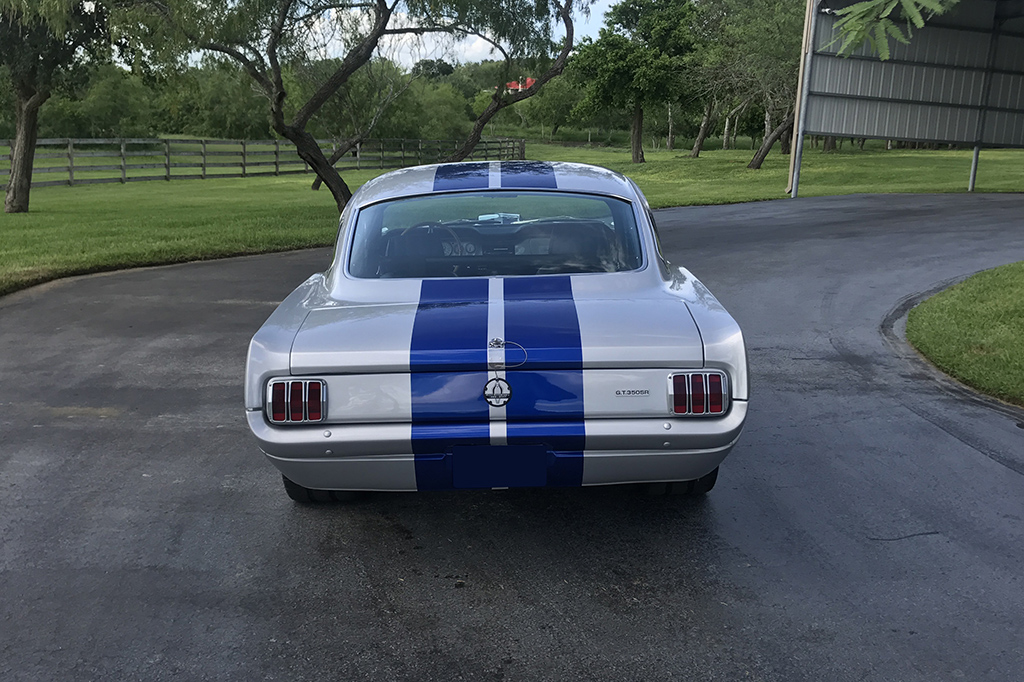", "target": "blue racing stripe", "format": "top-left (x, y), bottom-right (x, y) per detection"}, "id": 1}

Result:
top-left (504, 276), bottom-right (584, 487)
top-left (433, 163), bottom-right (489, 191)
top-left (411, 279), bottom-right (490, 490)
top-left (500, 160), bottom-right (557, 189)
top-left (503, 276), bottom-right (583, 368)
top-left (410, 279), bottom-right (488, 371)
